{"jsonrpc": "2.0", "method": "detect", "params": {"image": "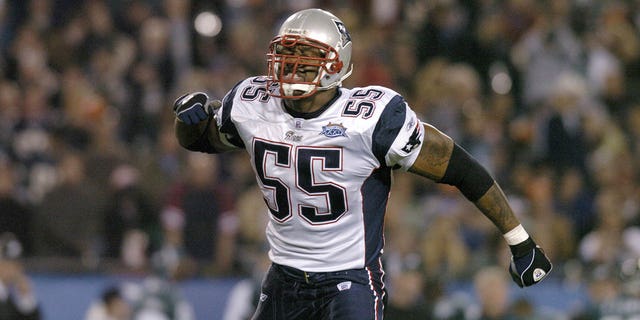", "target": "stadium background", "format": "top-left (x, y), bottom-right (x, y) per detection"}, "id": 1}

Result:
top-left (1, 0), bottom-right (640, 318)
